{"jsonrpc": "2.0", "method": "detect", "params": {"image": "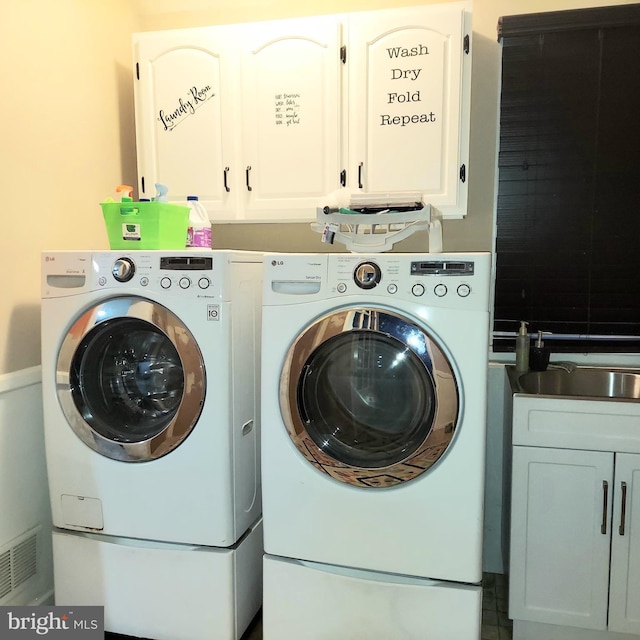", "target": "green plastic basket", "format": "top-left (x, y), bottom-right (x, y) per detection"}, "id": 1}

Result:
top-left (101, 201), bottom-right (190, 250)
